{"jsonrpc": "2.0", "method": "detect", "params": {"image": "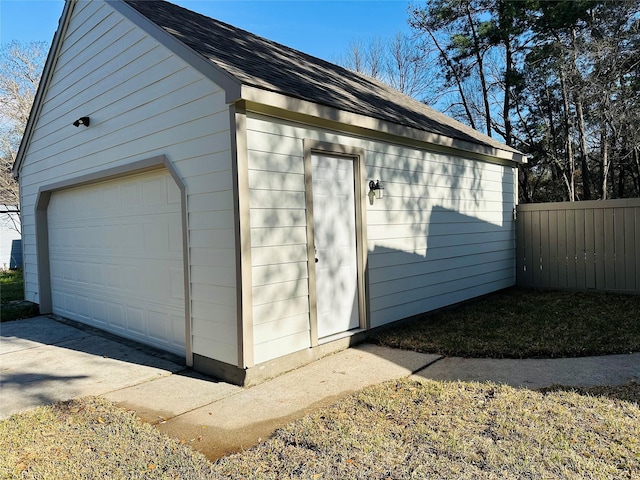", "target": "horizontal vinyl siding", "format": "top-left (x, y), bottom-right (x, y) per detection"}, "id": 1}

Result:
top-left (19, 0), bottom-right (237, 364)
top-left (365, 145), bottom-right (516, 327)
top-left (245, 113), bottom-right (516, 351)
top-left (246, 123), bottom-right (311, 364)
